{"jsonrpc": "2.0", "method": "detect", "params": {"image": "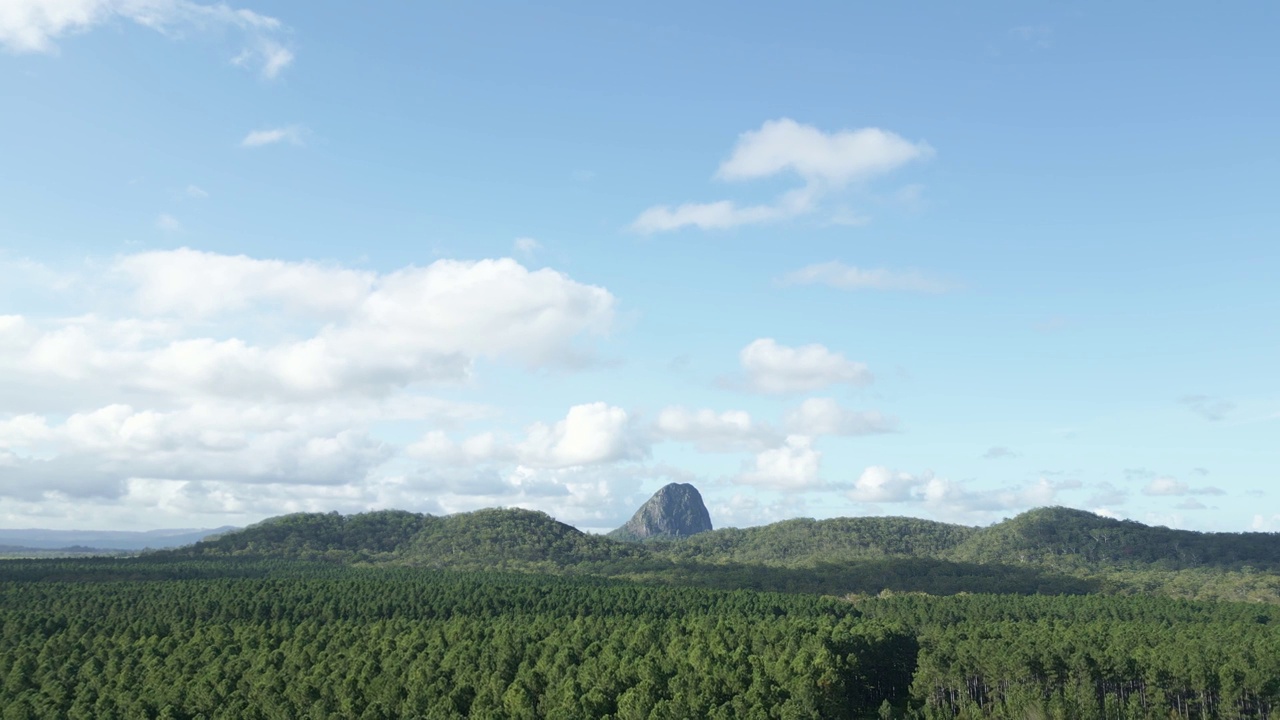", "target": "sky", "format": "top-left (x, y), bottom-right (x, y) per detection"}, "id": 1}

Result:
top-left (0, 1), bottom-right (1276, 534)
